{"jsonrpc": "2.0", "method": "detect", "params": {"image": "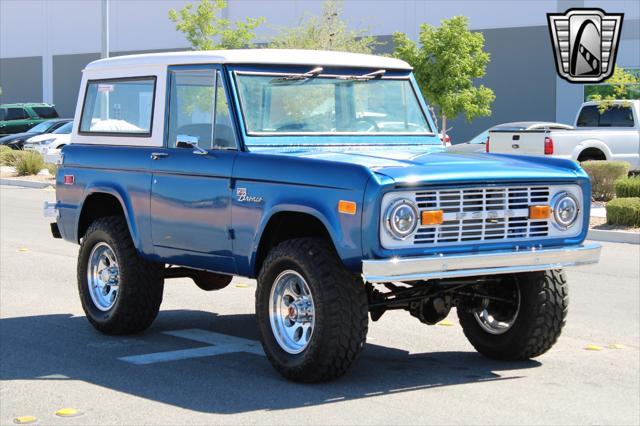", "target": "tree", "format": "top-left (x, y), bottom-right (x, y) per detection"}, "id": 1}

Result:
top-left (169, 0), bottom-right (264, 50)
top-left (393, 16), bottom-right (494, 138)
top-left (269, 0), bottom-right (378, 53)
top-left (586, 67), bottom-right (640, 112)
